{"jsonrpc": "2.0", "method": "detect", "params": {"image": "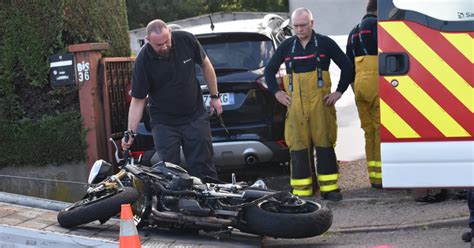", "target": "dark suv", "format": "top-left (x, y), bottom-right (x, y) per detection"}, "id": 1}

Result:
top-left (134, 15), bottom-right (292, 170)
